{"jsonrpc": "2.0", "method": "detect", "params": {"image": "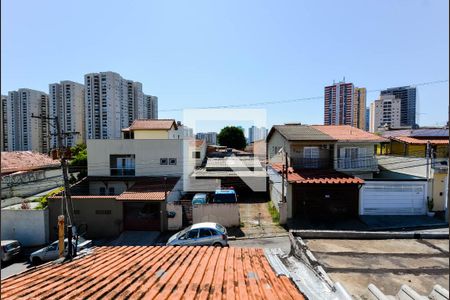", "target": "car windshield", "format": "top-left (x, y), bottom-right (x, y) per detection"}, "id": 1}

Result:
top-left (214, 193), bottom-right (236, 203)
top-left (5, 242), bottom-right (19, 251)
top-left (215, 224), bottom-right (226, 234)
top-left (177, 226), bottom-right (192, 238)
